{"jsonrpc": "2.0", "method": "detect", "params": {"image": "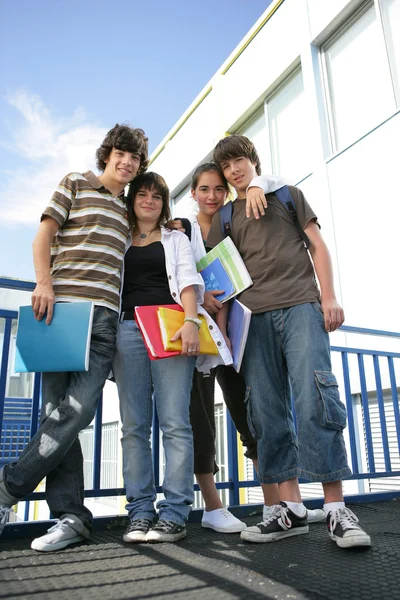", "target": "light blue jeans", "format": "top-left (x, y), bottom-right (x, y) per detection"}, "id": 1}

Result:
top-left (0, 307), bottom-right (119, 529)
top-left (241, 302), bottom-right (352, 484)
top-left (112, 319), bottom-right (196, 525)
